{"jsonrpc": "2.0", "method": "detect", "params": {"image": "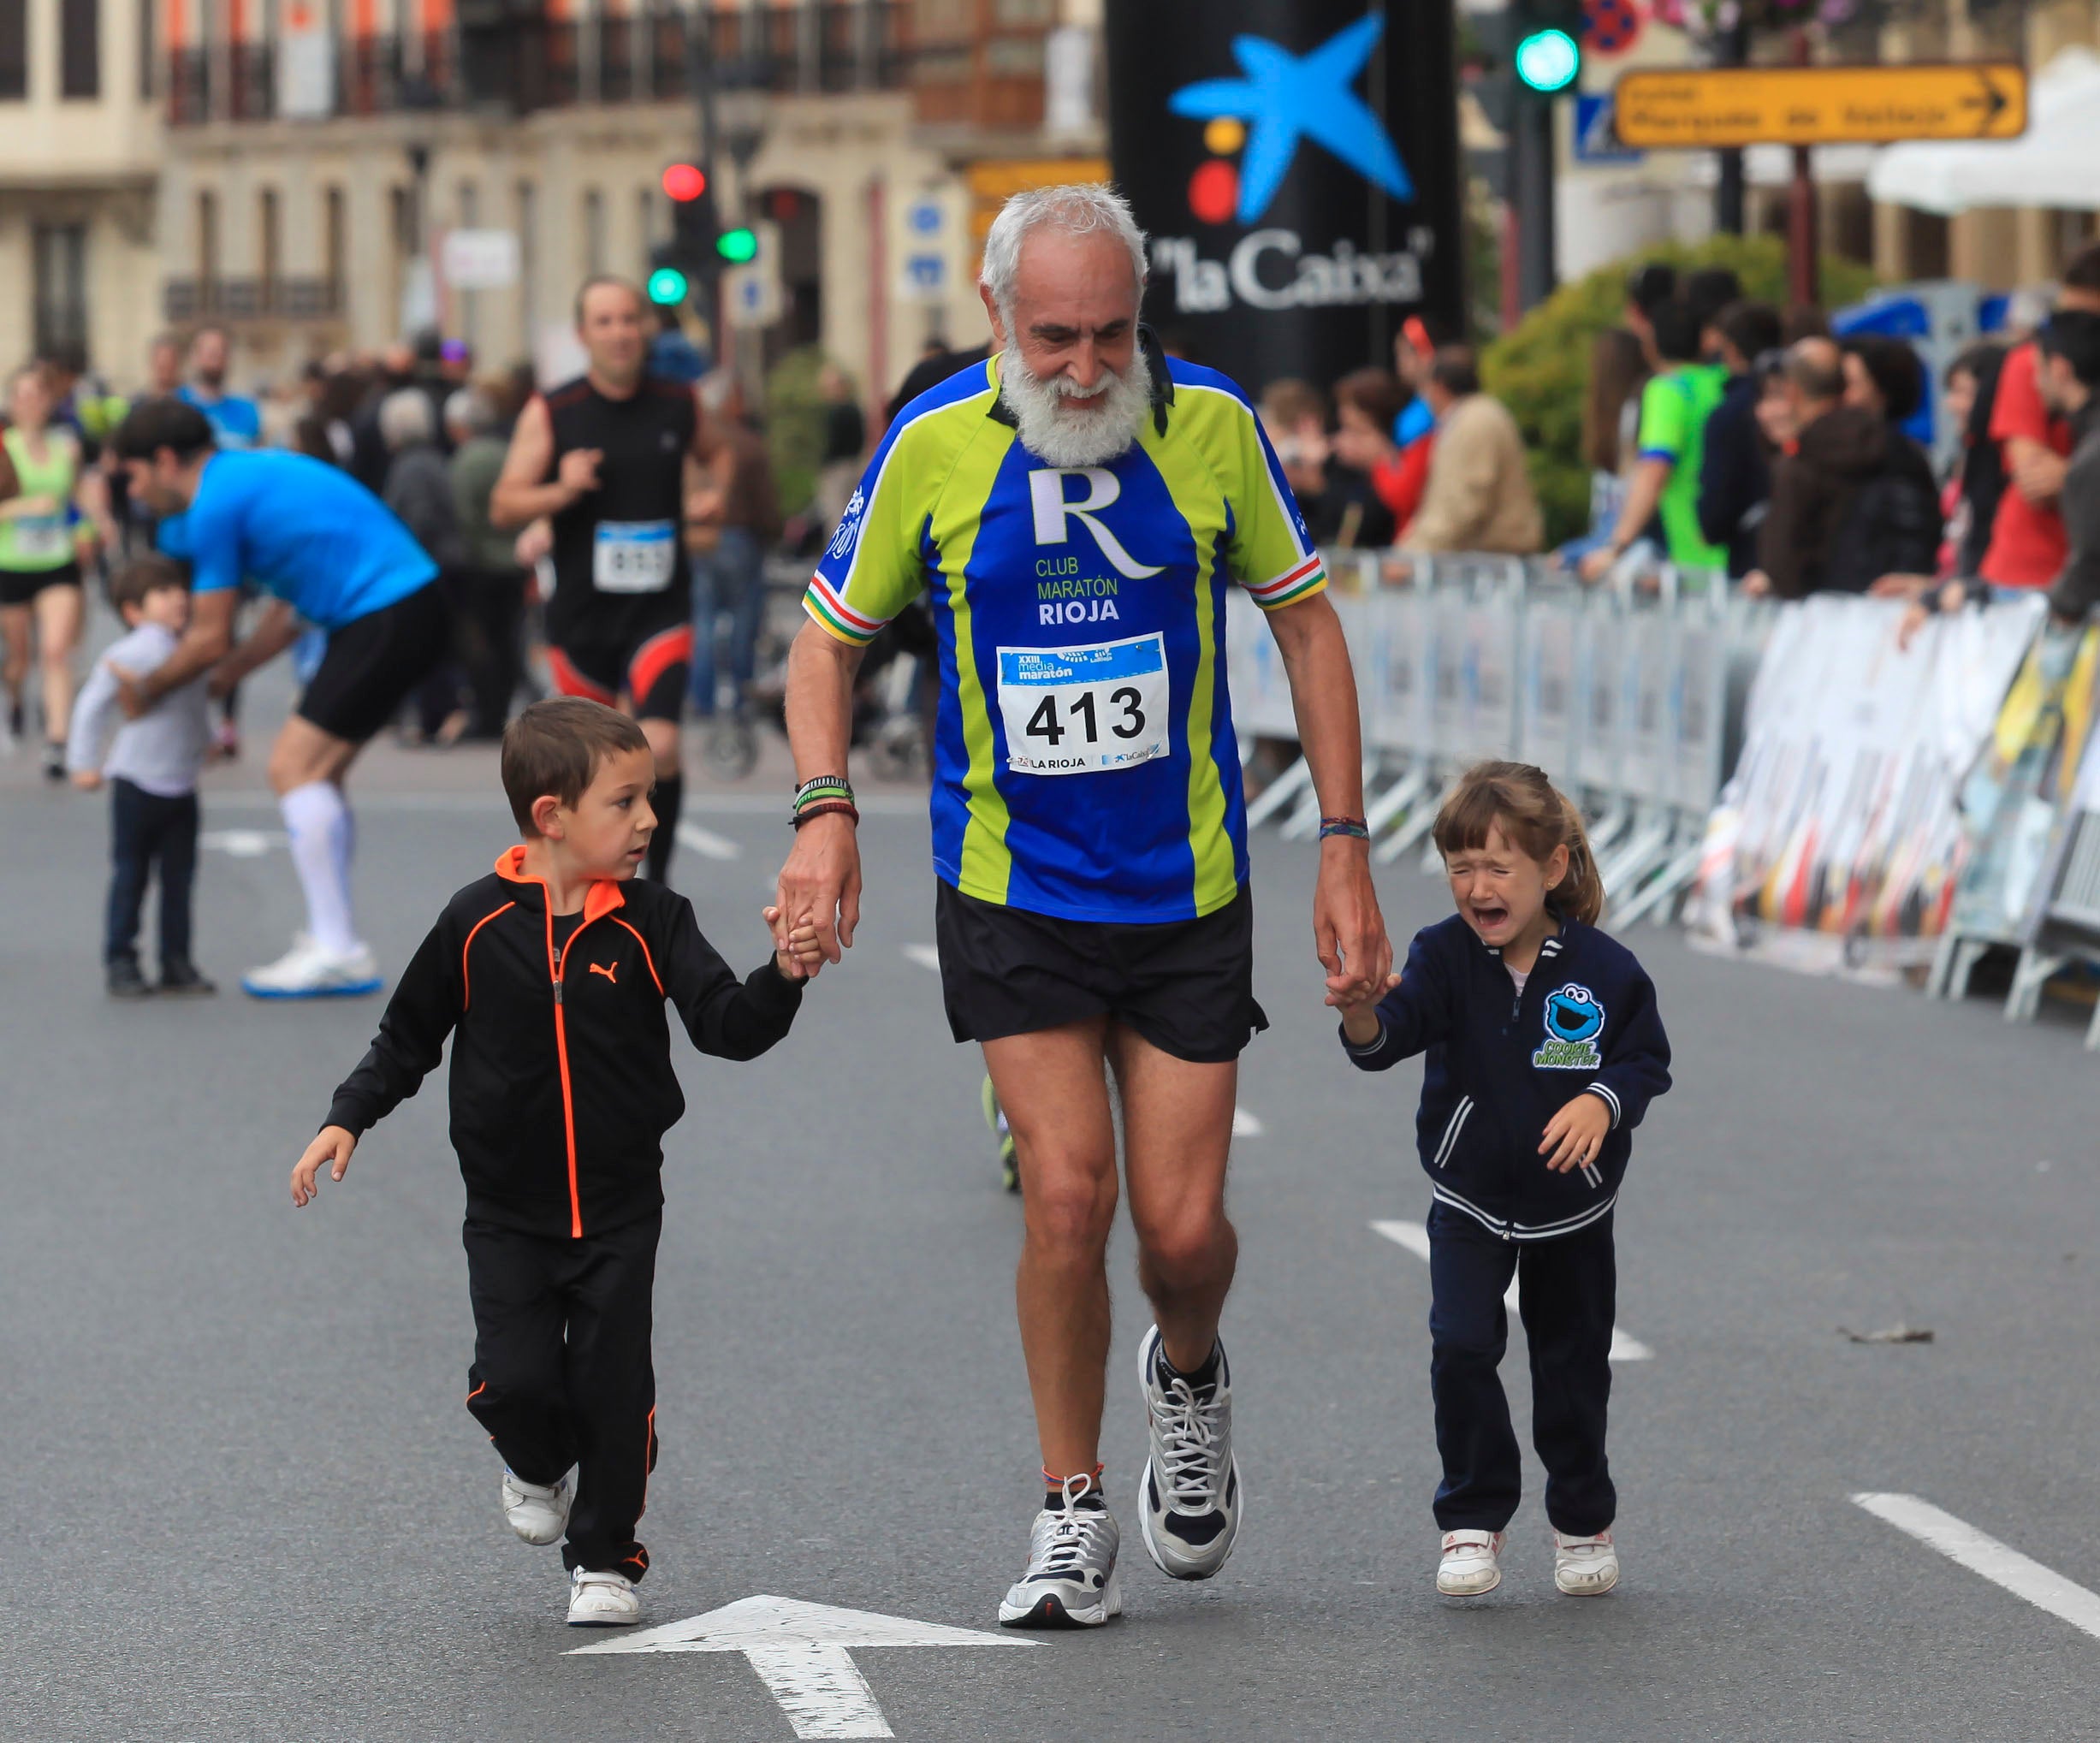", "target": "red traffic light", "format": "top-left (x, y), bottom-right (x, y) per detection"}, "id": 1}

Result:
top-left (661, 163), bottom-right (707, 203)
